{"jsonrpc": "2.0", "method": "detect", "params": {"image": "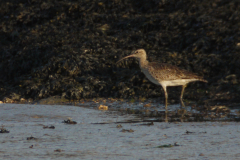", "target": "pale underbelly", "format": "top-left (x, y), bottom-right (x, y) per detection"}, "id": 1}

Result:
top-left (160, 79), bottom-right (198, 87)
